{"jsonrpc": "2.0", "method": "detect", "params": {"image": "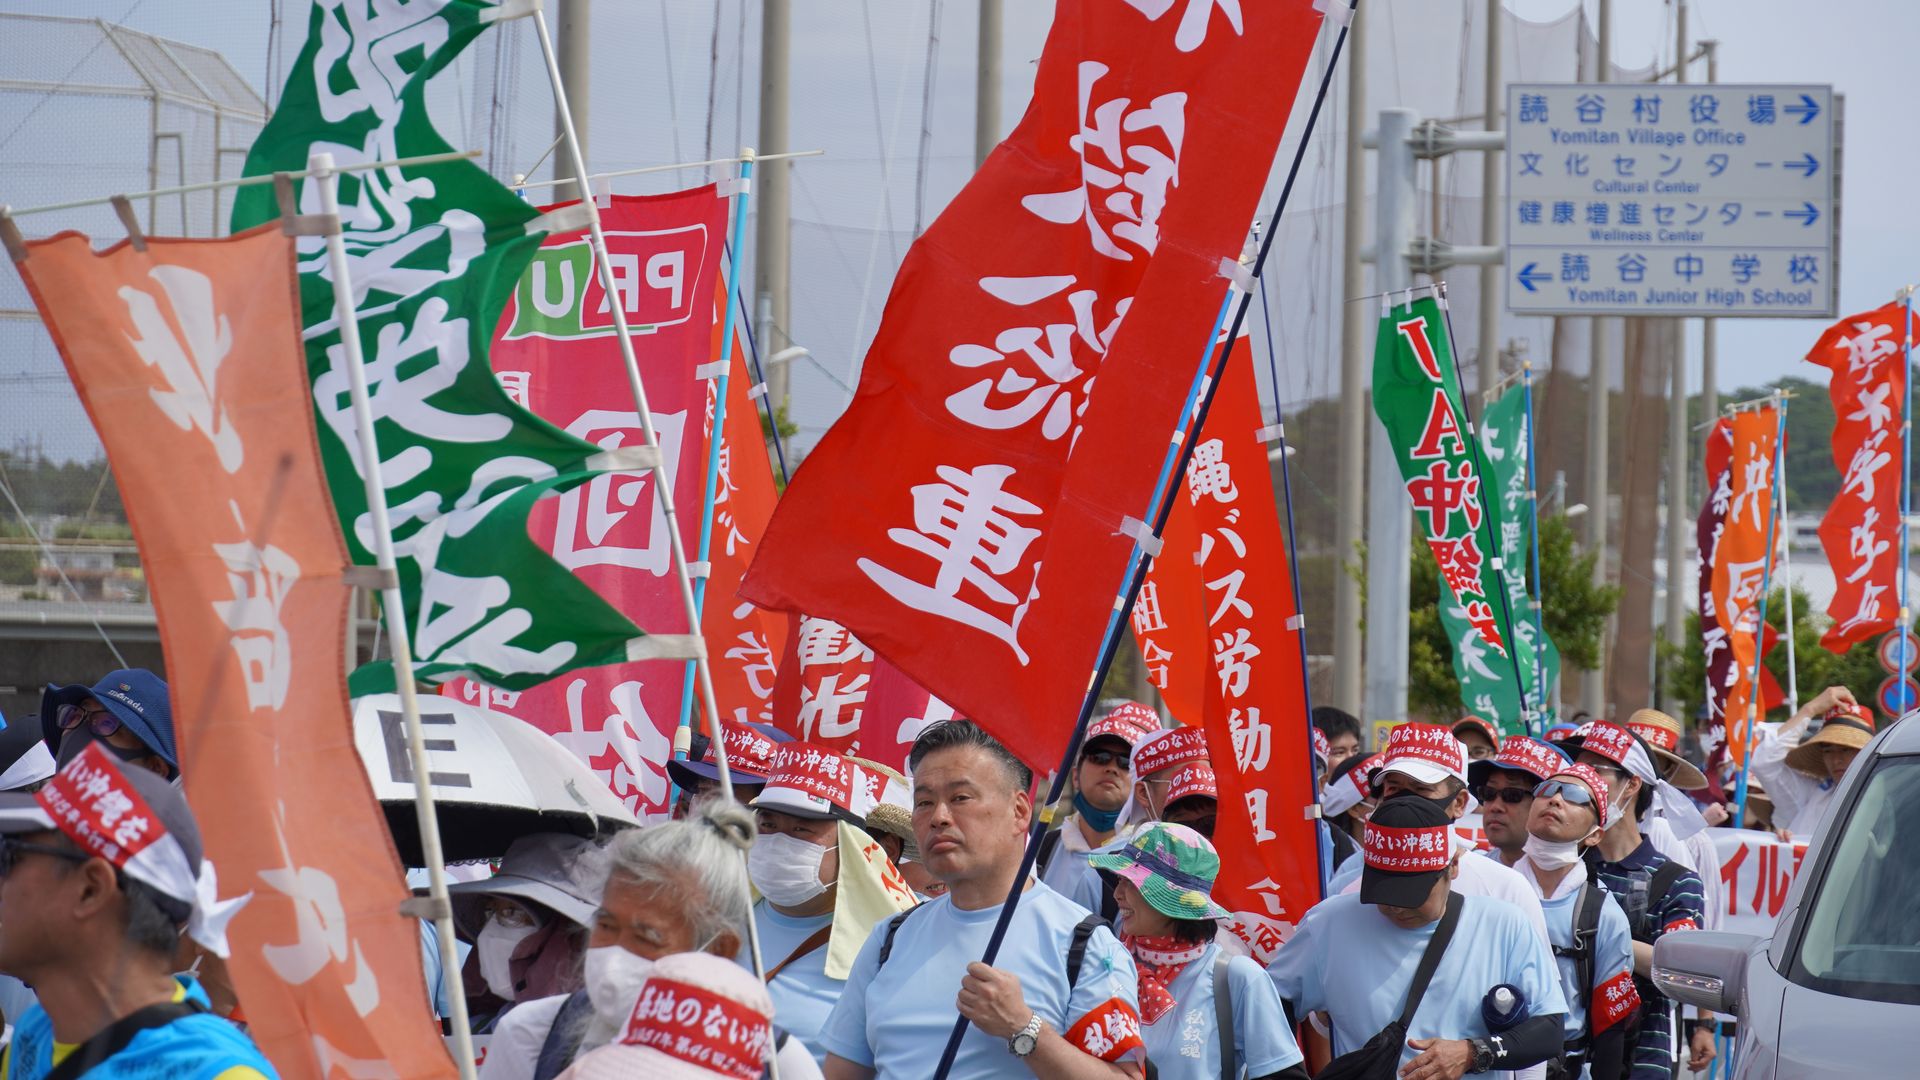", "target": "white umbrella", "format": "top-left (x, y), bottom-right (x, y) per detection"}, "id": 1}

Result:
top-left (353, 693), bottom-right (639, 865)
